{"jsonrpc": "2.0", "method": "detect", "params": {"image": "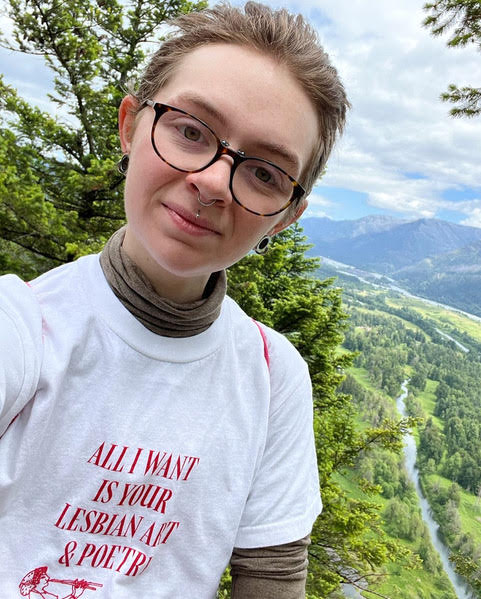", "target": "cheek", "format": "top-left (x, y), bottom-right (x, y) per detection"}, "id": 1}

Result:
top-left (126, 120), bottom-right (172, 191)
top-left (124, 154), bottom-right (175, 209)
top-left (232, 212), bottom-right (279, 252)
